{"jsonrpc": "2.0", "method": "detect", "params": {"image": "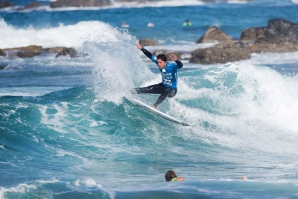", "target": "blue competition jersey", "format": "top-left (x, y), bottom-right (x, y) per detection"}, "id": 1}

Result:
top-left (151, 55), bottom-right (181, 89)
